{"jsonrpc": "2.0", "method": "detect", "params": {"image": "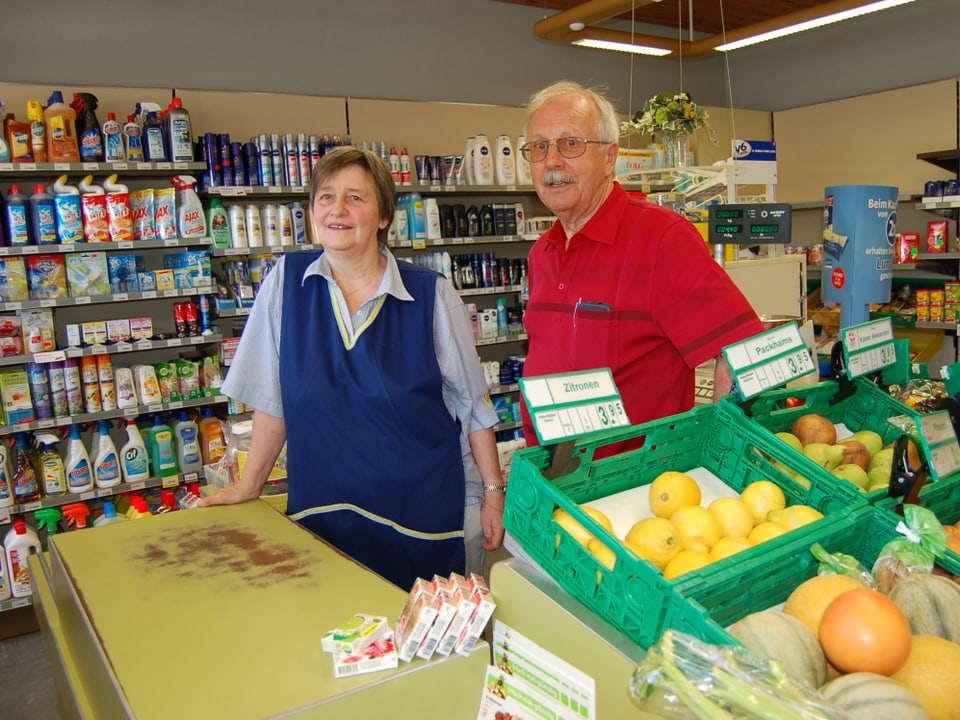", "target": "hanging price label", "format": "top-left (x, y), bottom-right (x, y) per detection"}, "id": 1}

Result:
top-left (841, 318), bottom-right (896, 379)
top-left (916, 410), bottom-right (960, 482)
top-left (722, 322), bottom-right (815, 400)
top-left (519, 368), bottom-right (630, 445)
